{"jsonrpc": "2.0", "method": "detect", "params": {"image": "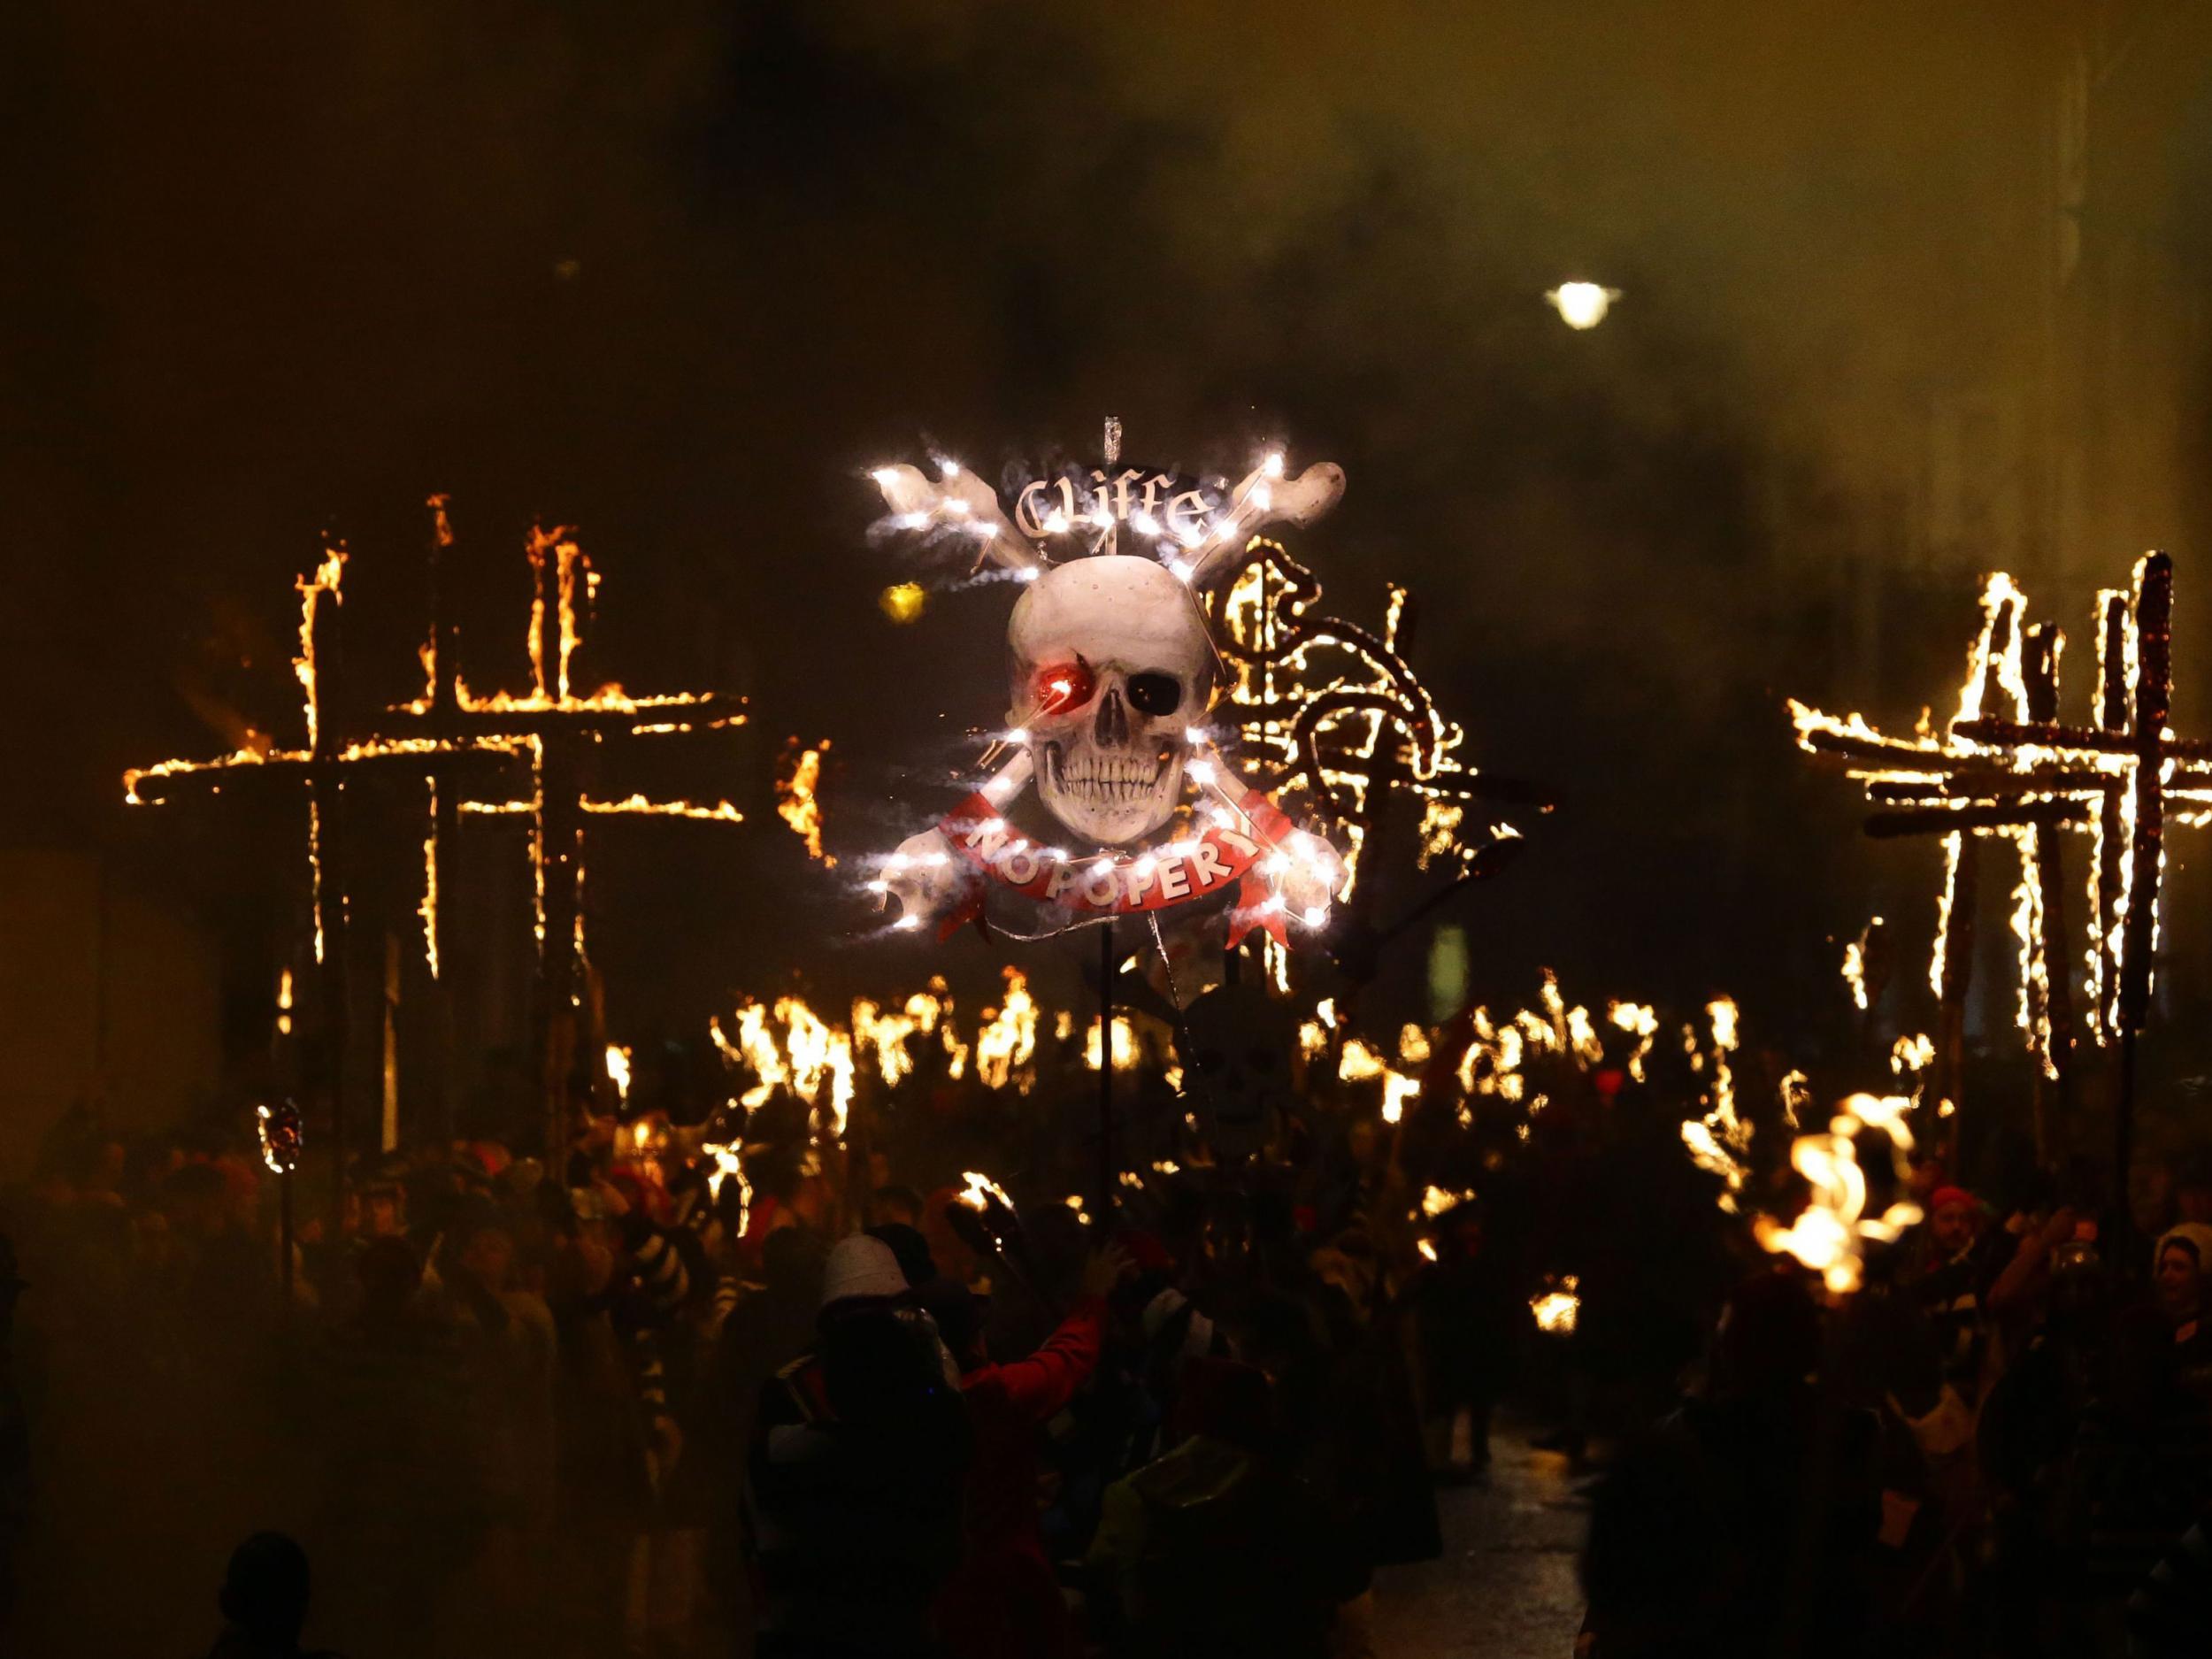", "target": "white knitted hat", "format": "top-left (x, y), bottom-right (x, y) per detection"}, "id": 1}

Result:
top-left (820, 1233), bottom-right (910, 1310)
